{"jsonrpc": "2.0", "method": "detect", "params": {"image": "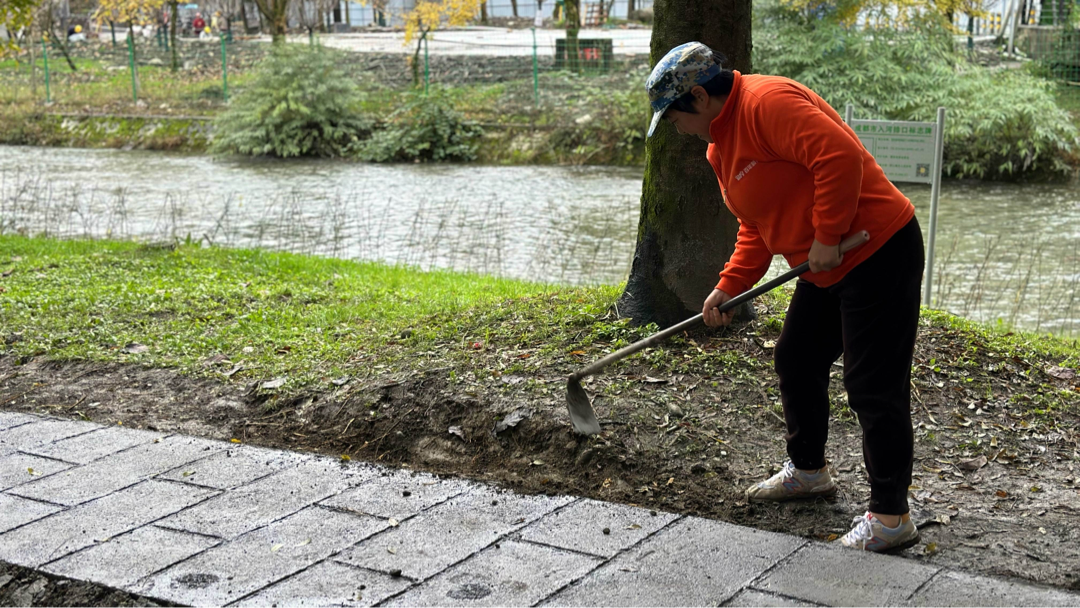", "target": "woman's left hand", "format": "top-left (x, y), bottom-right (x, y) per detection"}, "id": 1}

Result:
top-left (808, 239), bottom-right (843, 273)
